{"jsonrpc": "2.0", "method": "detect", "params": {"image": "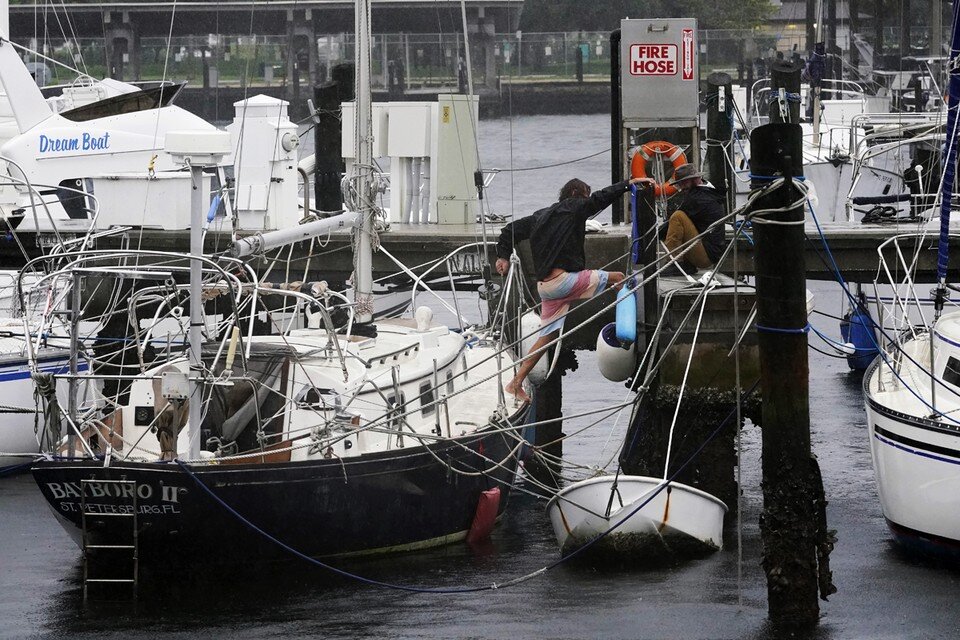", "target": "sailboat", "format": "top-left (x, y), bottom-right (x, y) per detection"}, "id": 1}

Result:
top-left (28, 0), bottom-right (527, 569)
top-left (862, 1), bottom-right (960, 558)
